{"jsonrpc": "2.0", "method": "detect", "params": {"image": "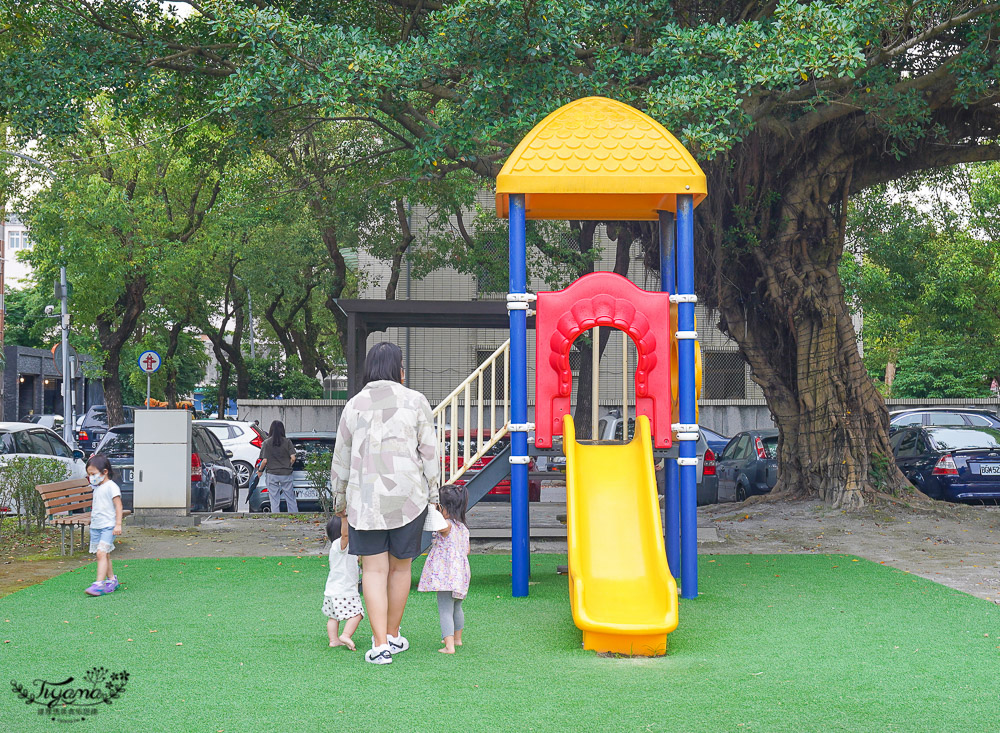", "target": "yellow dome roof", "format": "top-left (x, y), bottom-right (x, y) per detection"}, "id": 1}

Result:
top-left (496, 97), bottom-right (706, 221)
